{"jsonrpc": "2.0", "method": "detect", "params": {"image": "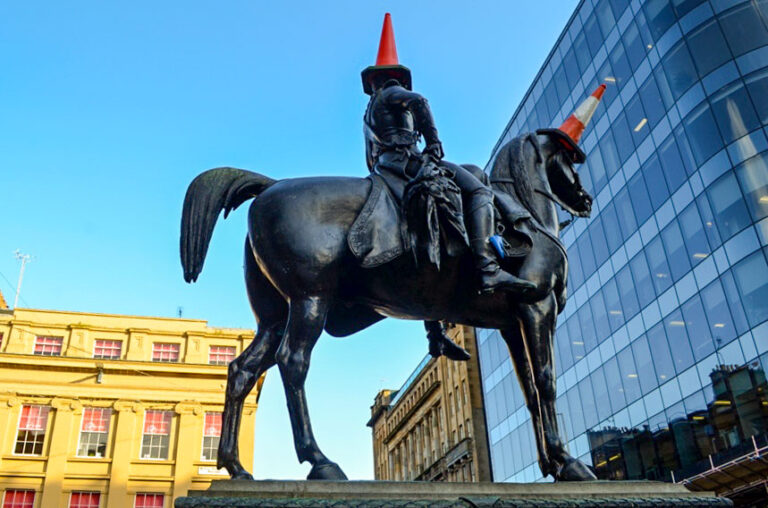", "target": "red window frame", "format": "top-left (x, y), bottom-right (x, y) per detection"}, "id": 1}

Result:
top-left (208, 346), bottom-right (236, 365)
top-left (93, 339), bottom-right (122, 359)
top-left (2, 490), bottom-right (35, 508)
top-left (134, 493), bottom-right (164, 508)
top-left (151, 343), bottom-right (179, 362)
top-left (34, 336), bottom-right (63, 356)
